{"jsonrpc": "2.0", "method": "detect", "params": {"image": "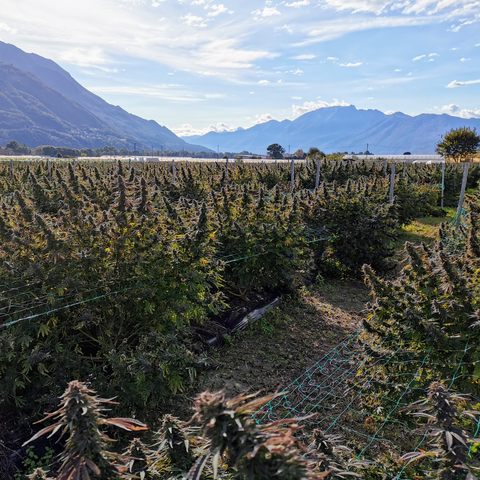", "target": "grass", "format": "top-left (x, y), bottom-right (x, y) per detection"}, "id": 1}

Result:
top-left (395, 207), bottom-right (456, 247)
